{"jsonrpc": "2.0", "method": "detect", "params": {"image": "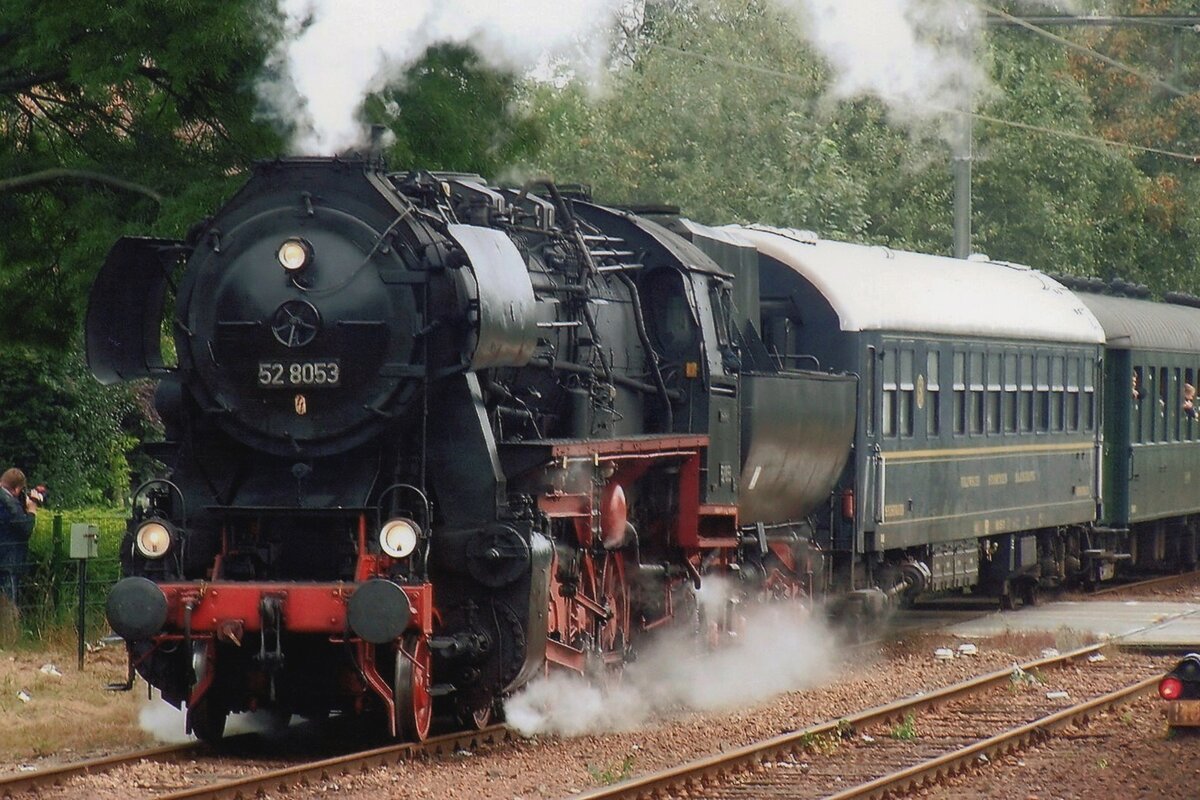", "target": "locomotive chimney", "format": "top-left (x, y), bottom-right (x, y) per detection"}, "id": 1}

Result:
top-left (368, 124), bottom-right (387, 163)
